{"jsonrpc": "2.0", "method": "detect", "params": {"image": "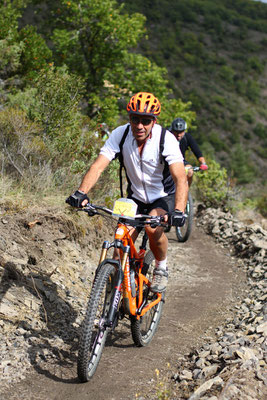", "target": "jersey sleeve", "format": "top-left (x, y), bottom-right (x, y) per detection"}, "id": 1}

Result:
top-left (186, 132), bottom-right (203, 158)
top-left (162, 130), bottom-right (184, 165)
top-left (99, 124), bottom-right (128, 161)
